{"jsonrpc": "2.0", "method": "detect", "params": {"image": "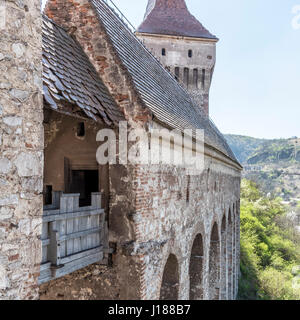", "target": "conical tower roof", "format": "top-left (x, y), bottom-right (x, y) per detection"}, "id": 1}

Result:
top-left (137, 0), bottom-right (217, 40)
